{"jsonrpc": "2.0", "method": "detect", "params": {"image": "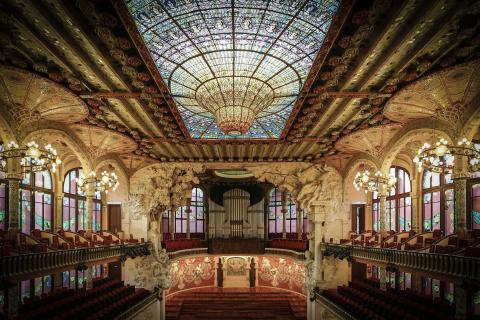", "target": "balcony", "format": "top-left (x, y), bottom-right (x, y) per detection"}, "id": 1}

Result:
top-left (0, 243), bottom-right (151, 281)
top-left (321, 243), bottom-right (480, 282)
